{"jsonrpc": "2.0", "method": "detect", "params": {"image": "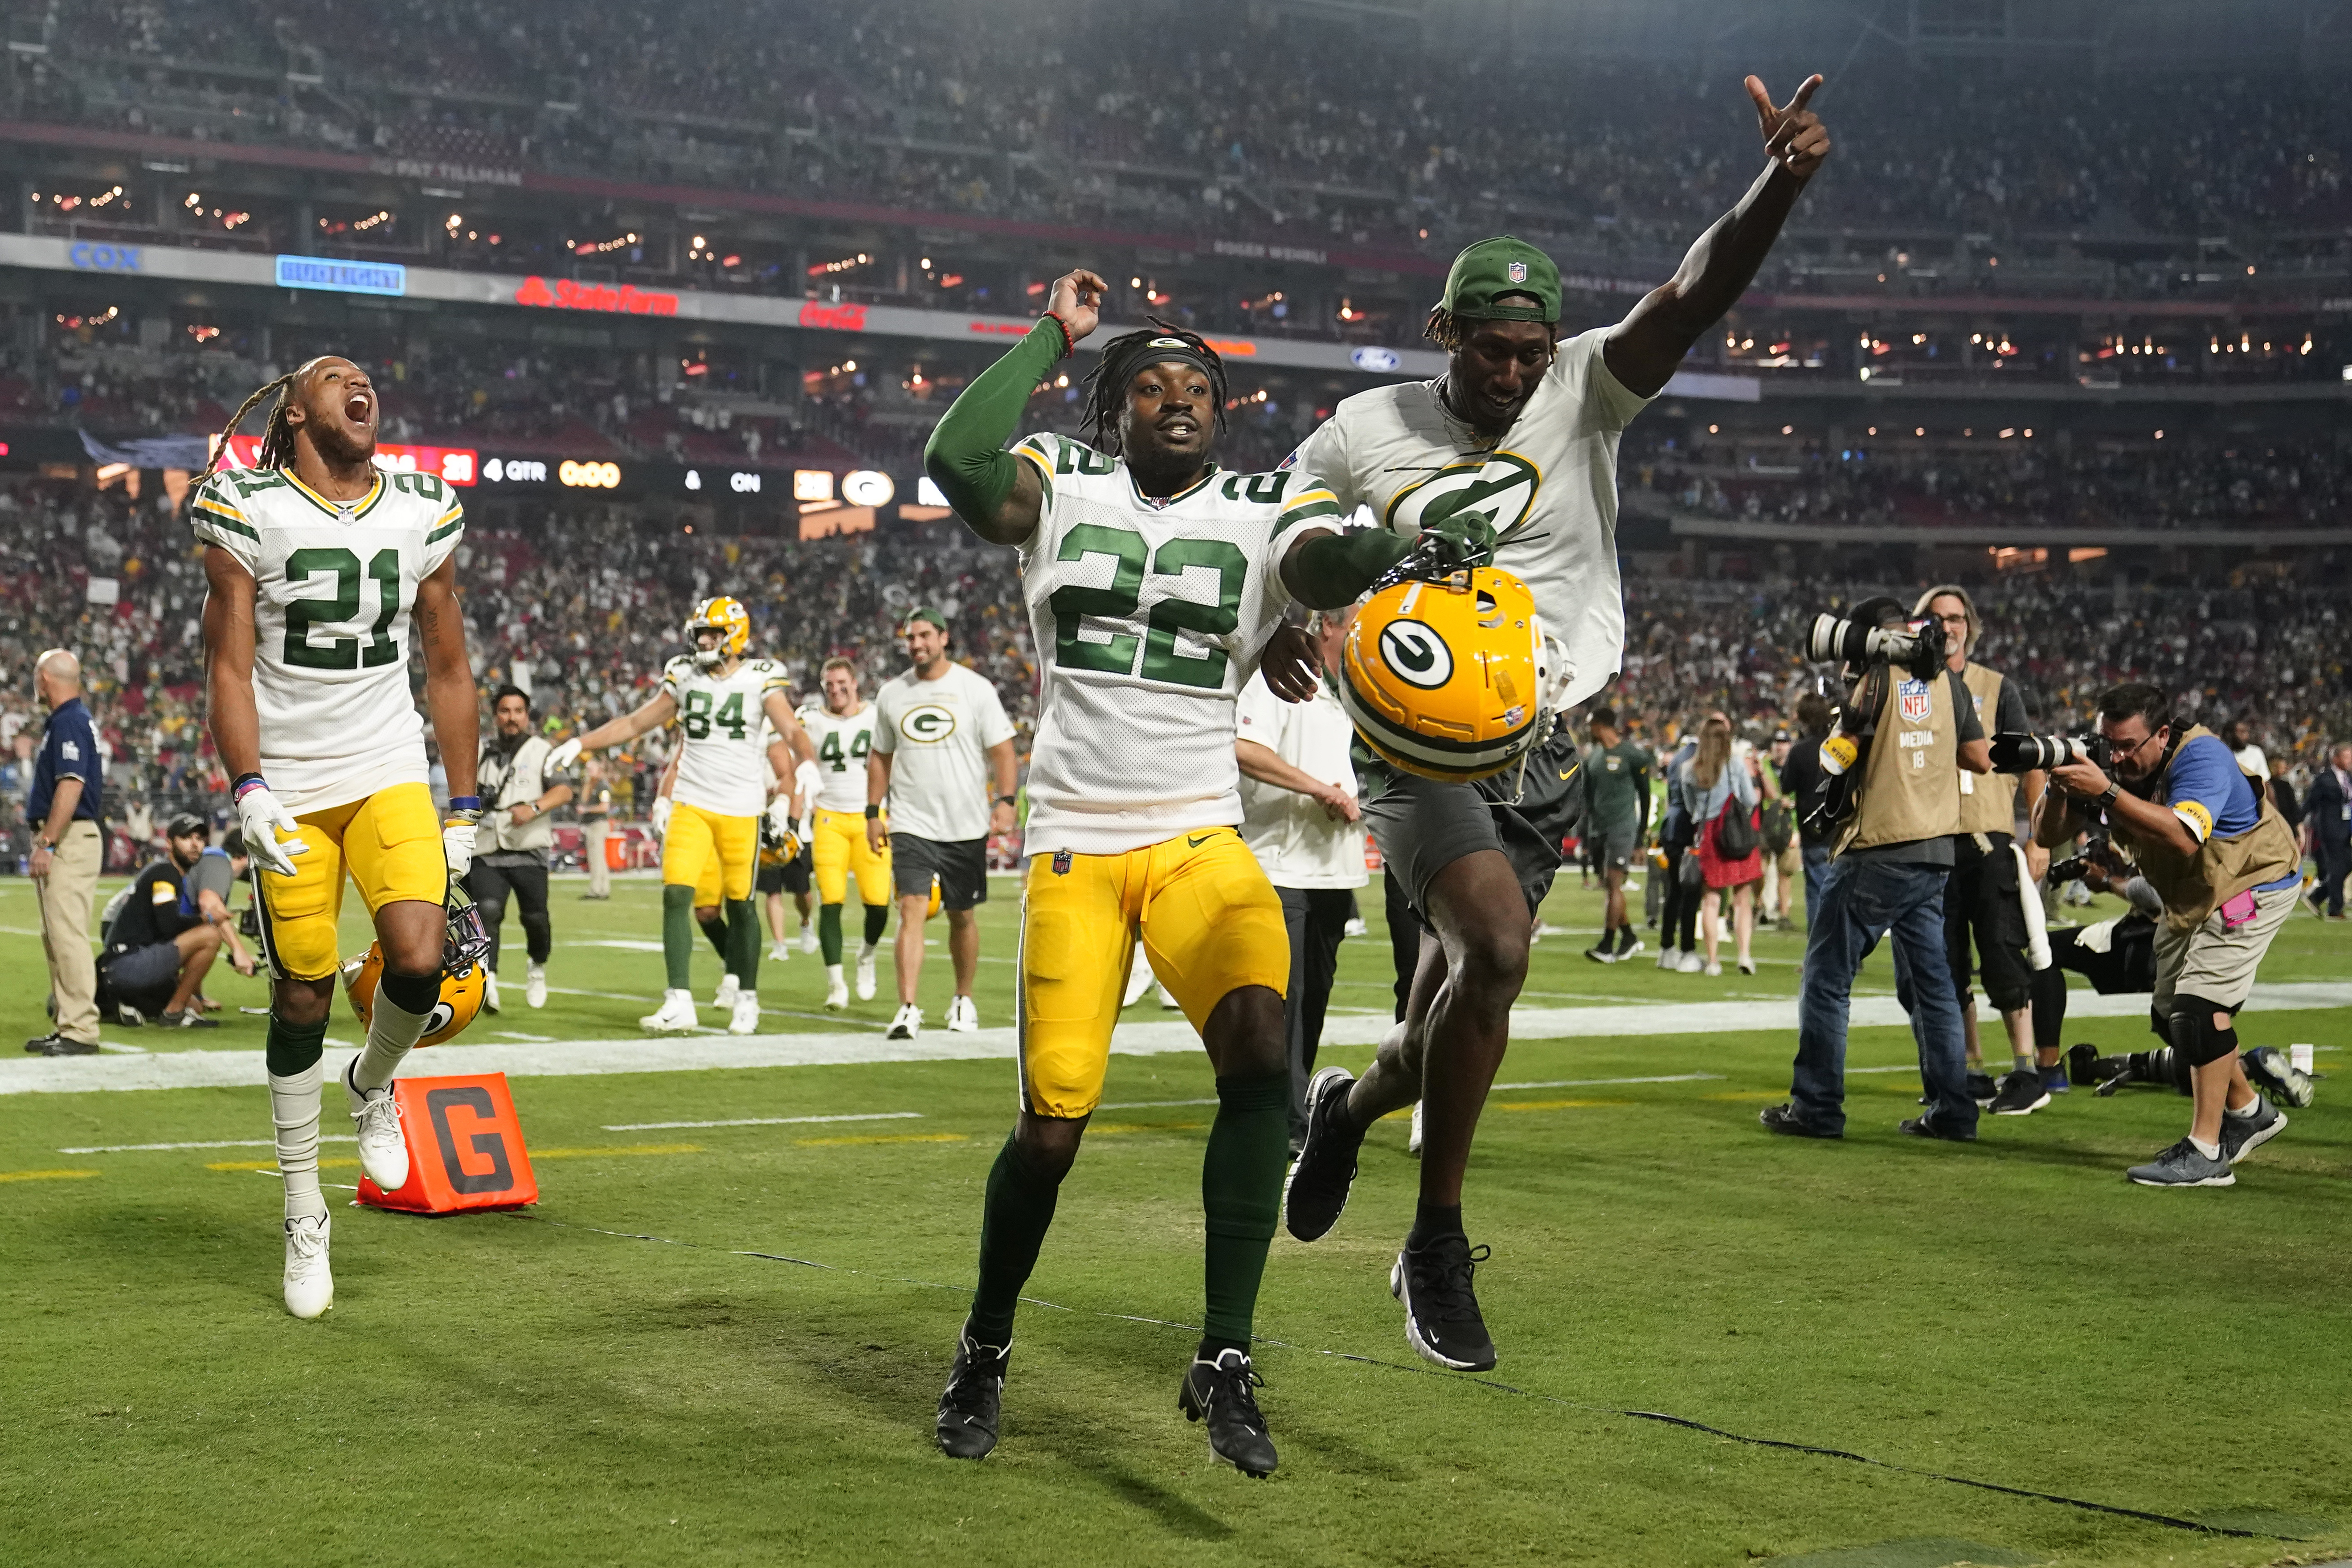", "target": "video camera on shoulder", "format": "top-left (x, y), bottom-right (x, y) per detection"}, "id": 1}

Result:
top-left (1803, 598), bottom-right (1945, 682)
top-left (1987, 731), bottom-right (2110, 775)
